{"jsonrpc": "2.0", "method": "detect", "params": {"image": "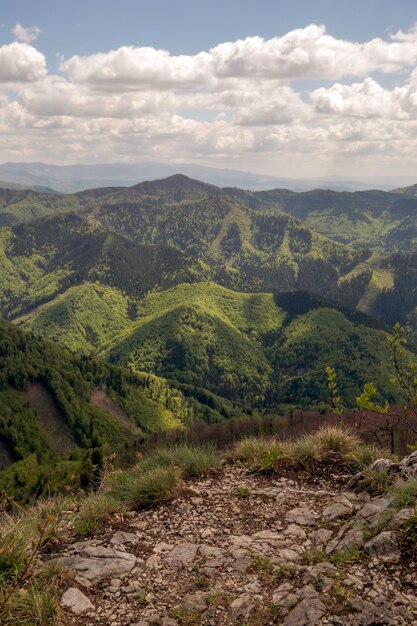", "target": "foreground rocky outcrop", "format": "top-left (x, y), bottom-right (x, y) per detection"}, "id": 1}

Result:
top-left (56, 462), bottom-right (417, 626)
